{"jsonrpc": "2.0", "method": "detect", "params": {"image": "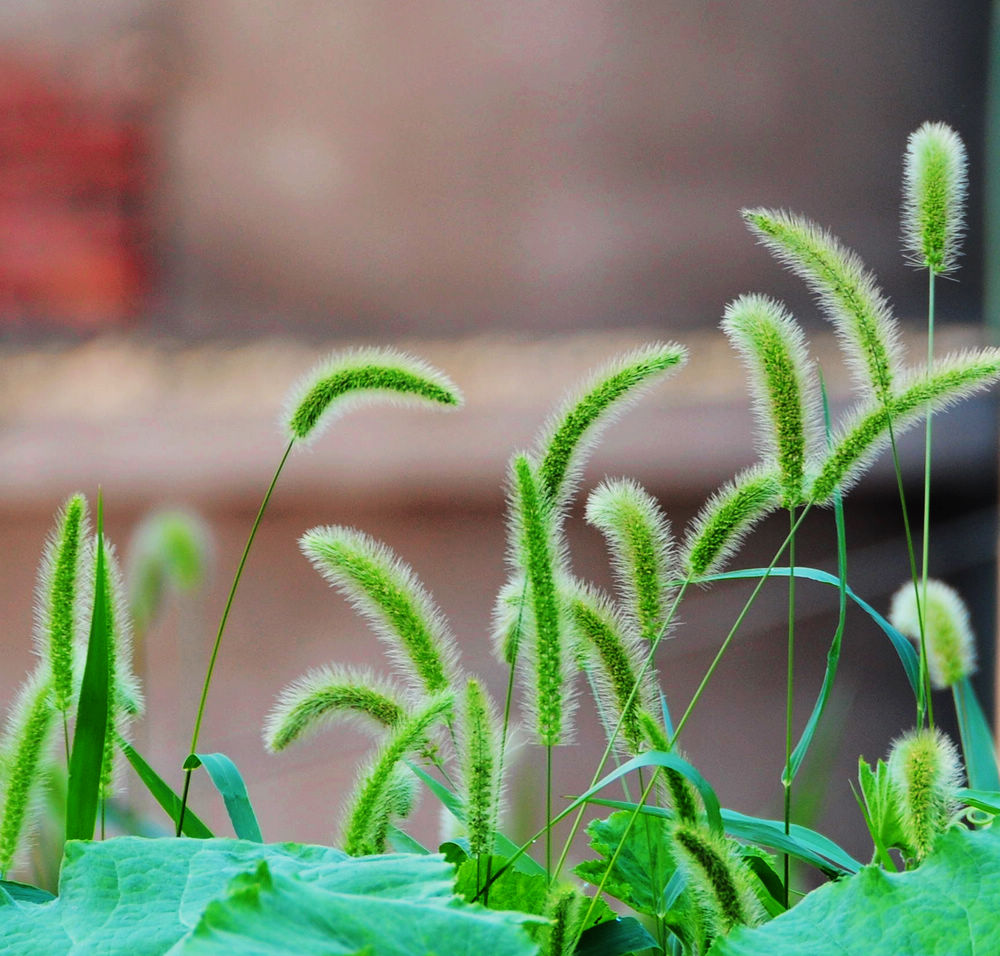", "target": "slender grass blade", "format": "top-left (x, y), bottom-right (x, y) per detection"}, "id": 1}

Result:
top-left (186, 752), bottom-right (262, 842)
top-left (66, 496), bottom-right (110, 842)
top-left (953, 679), bottom-right (1000, 791)
top-left (387, 825), bottom-right (429, 854)
top-left (118, 739), bottom-right (213, 838)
